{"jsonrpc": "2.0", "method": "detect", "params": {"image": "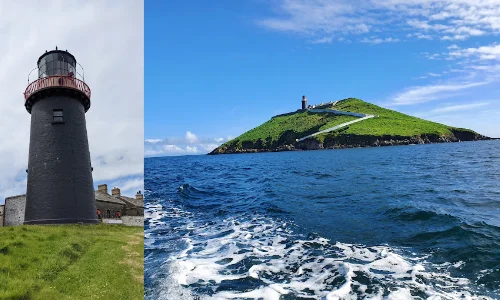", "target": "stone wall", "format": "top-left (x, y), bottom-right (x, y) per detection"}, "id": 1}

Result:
top-left (122, 216), bottom-right (144, 227)
top-left (4, 195), bottom-right (26, 226)
top-left (0, 205), bottom-right (4, 226)
top-left (100, 217), bottom-right (142, 227)
top-left (125, 207), bottom-right (144, 216)
top-left (102, 218), bottom-right (123, 225)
